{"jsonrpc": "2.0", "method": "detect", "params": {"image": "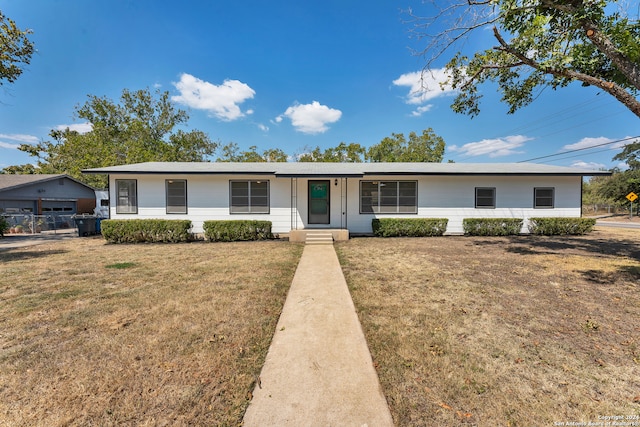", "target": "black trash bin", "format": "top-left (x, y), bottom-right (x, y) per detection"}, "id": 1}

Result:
top-left (74, 215), bottom-right (97, 237)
